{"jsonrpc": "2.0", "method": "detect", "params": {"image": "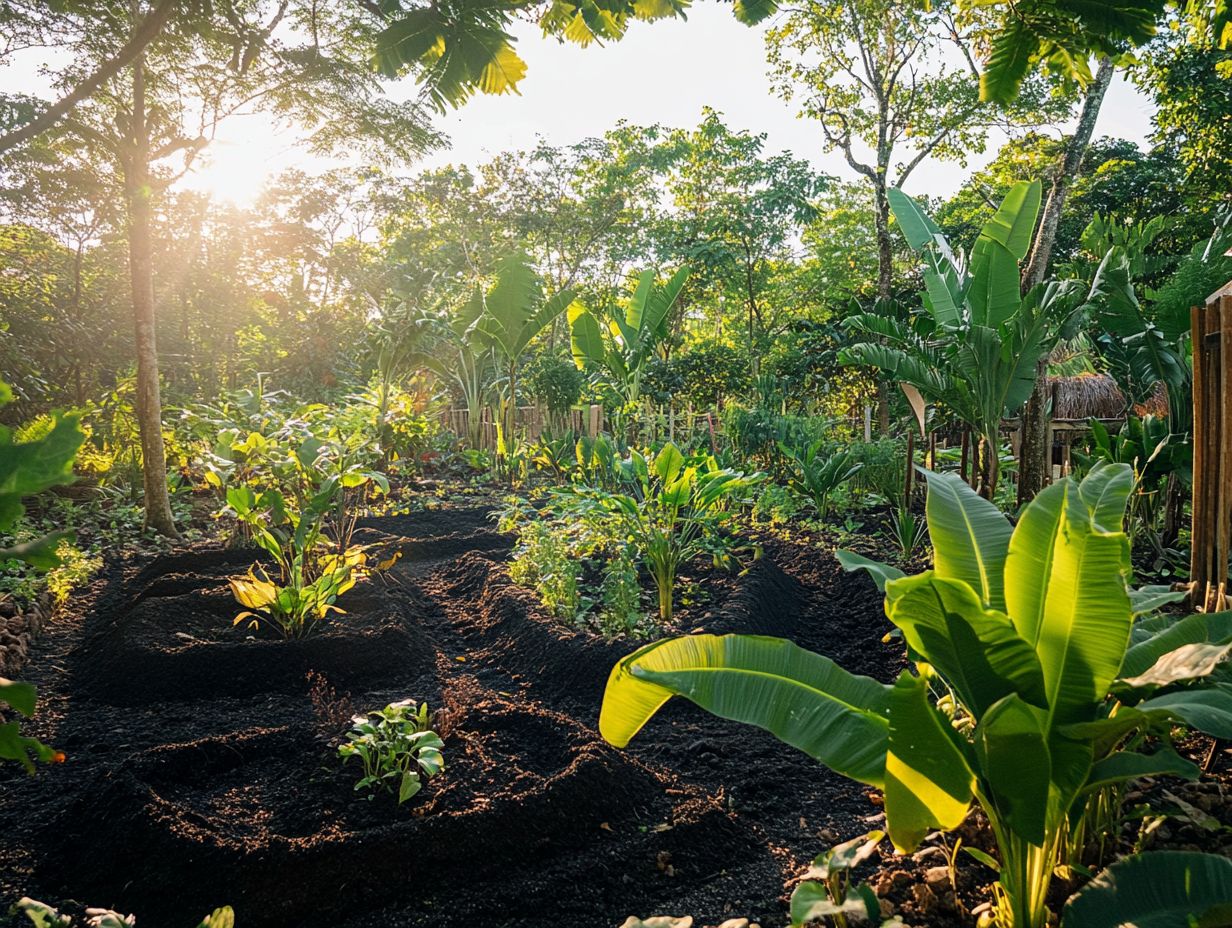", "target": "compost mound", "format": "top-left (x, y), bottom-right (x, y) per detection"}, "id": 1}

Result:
top-left (41, 690), bottom-right (676, 926)
top-left (72, 552), bottom-right (434, 705)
